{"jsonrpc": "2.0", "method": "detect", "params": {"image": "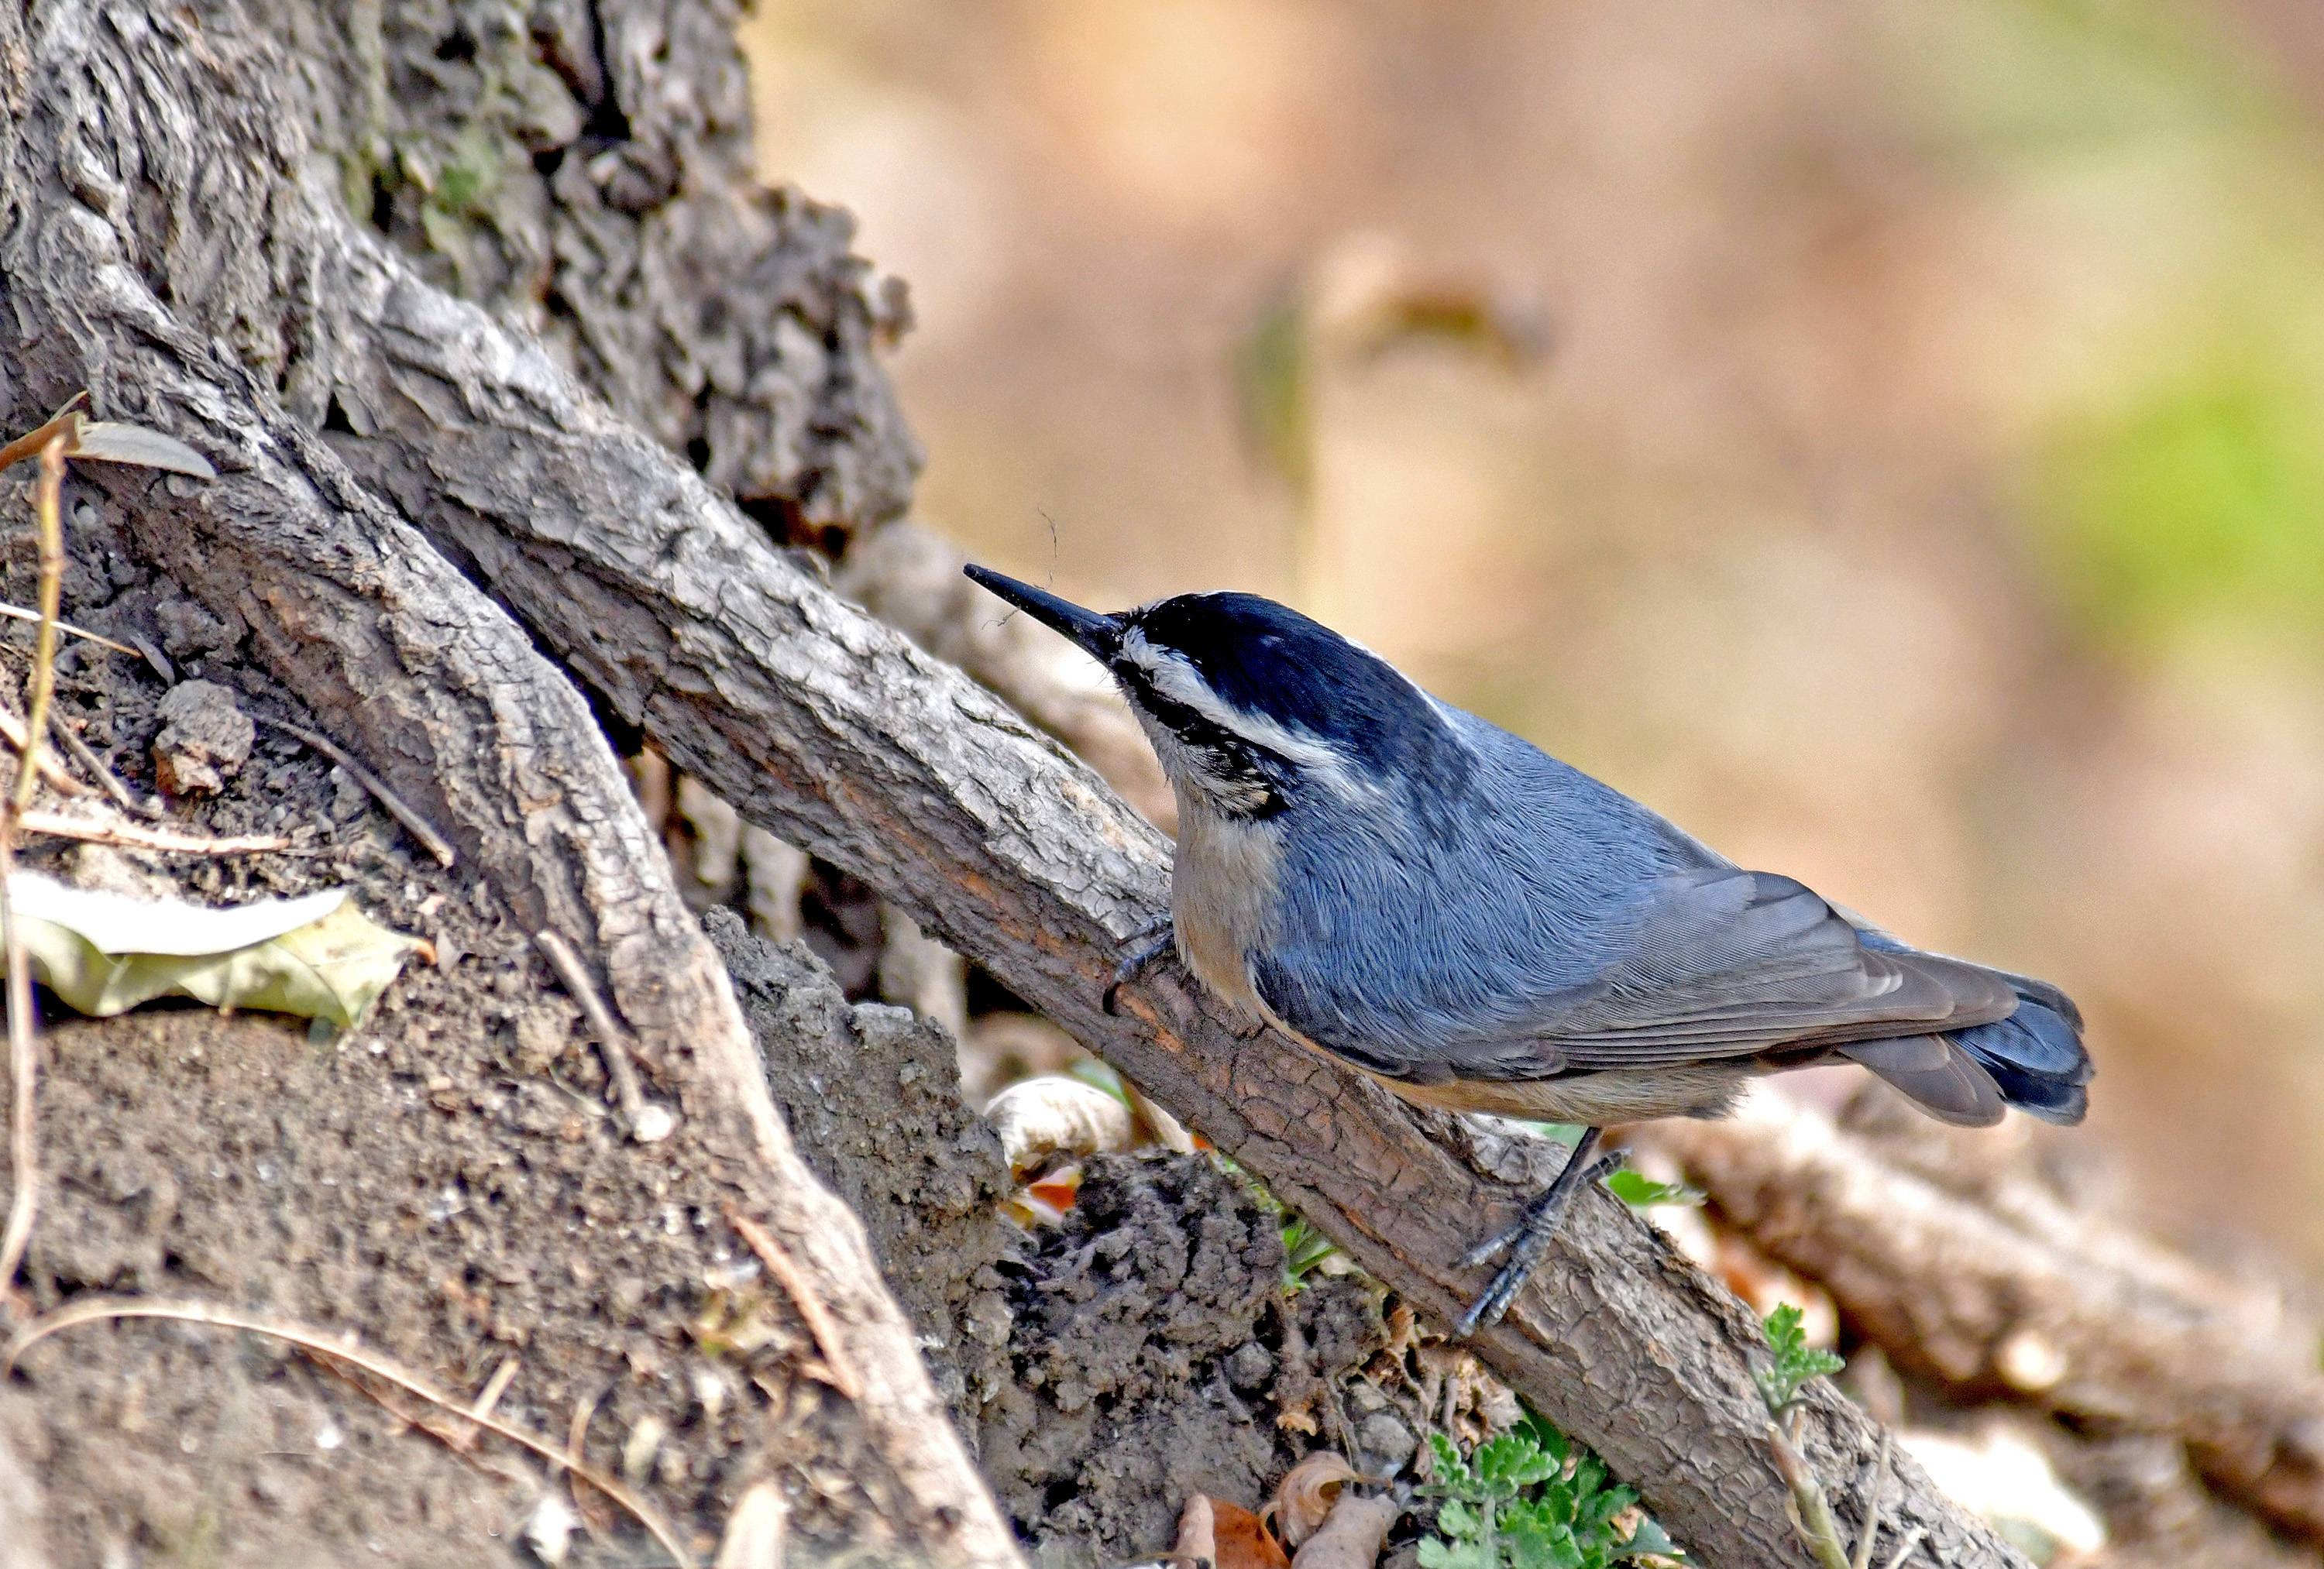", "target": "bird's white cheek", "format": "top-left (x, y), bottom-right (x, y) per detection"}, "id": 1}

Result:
top-left (1134, 715), bottom-right (1242, 812)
